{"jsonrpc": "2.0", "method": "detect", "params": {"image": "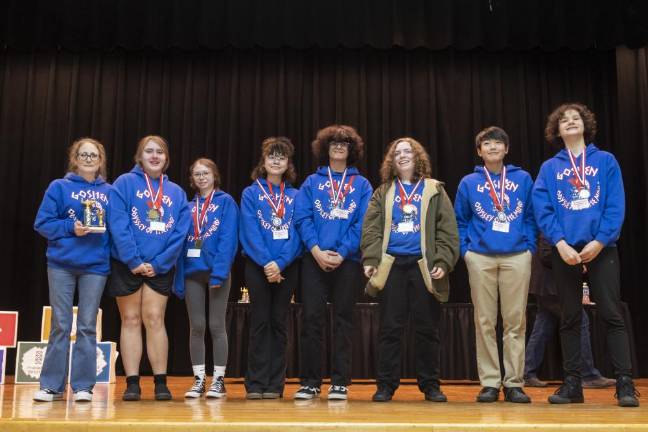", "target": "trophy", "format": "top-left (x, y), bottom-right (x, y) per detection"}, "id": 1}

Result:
top-left (238, 287), bottom-right (250, 303)
top-left (81, 200), bottom-right (106, 233)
